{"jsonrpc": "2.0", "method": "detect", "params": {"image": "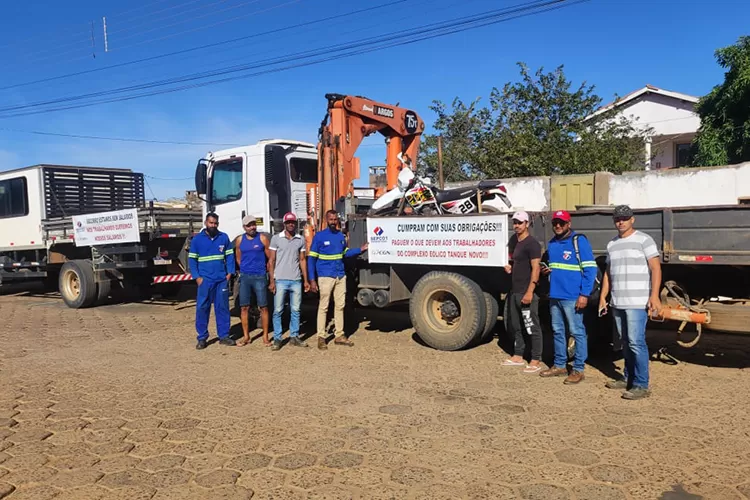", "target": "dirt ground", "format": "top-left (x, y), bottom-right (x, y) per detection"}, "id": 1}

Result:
top-left (1, 286), bottom-right (750, 500)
